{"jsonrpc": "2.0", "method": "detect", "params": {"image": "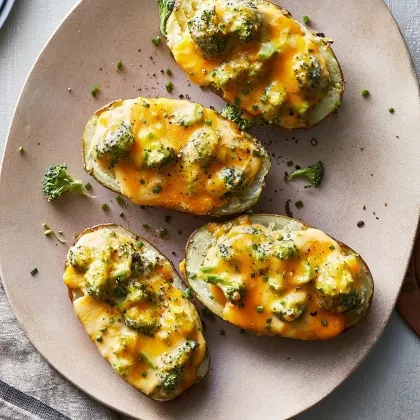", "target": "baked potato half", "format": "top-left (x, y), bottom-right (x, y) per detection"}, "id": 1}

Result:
top-left (63, 224), bottom-right (209, 401)
top-left (182, 215), bottom-right (373, 340)
top-left (83, 98), bottom-right (271, 215)
top-left (158, 0), bottom-right (344, 129)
